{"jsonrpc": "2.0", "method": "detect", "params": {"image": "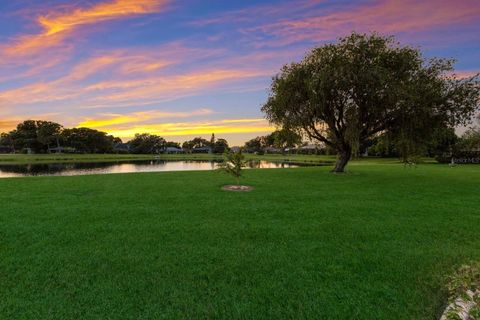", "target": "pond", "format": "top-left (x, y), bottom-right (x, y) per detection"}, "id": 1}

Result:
top-left (0, 160), bottom-right (311, 178)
